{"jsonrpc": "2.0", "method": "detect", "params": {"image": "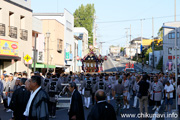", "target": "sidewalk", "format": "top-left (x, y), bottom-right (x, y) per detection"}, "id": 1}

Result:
top-left (131, 61), bottom-right (160, 73)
